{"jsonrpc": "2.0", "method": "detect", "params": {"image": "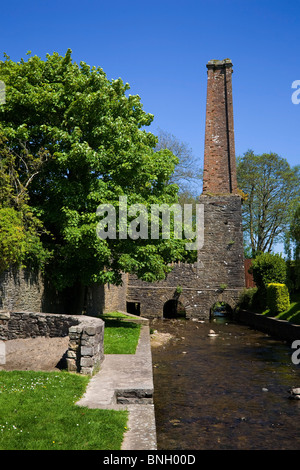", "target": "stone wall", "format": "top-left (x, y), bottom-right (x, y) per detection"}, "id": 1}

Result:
top-left (0, 311), bottom-right (104, 375)
top-left (127, 278), bottom-right (242, 319)
top-left (86, 273), bottom-right (128, 316)
top-left (0, 268), bottom-right (44, 312)
top-left (0, 267), bottom-right (128, 317)
top-left (0, 268), bottom-right (83, 315)
top-left (104, 273), bottom-right (128, 313)
top-left (197, 194), bottom-right (245, 289)
top-left (127, 195), bottom-right (245, 319)
top-left (235, 309), bottom-right (300, 345)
